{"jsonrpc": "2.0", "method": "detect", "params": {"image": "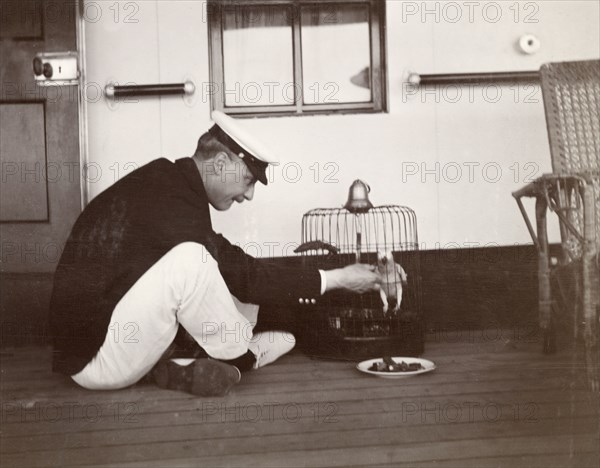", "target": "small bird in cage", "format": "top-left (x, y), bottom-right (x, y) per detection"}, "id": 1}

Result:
top-left (376, 250), bottom-right (408, 315)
